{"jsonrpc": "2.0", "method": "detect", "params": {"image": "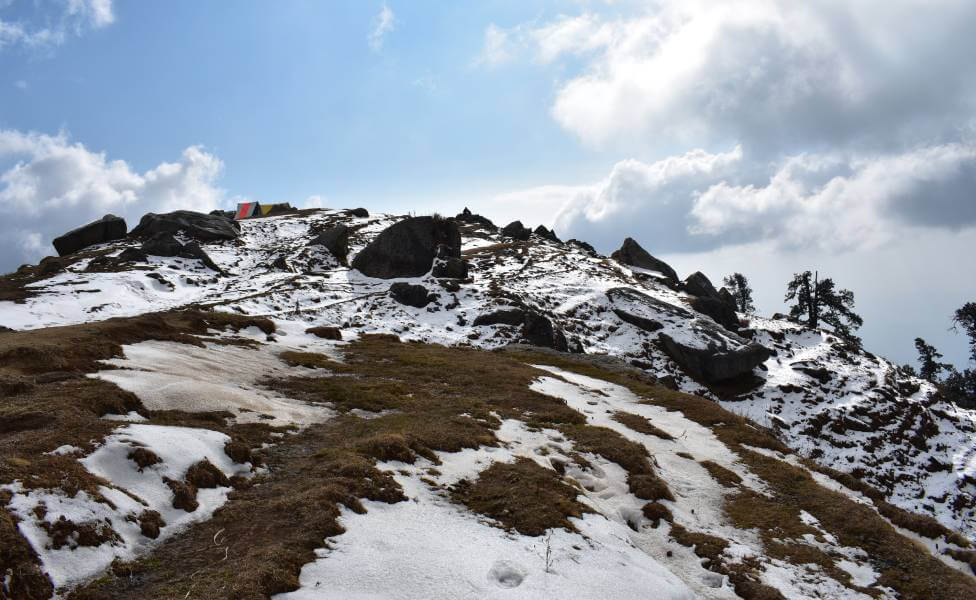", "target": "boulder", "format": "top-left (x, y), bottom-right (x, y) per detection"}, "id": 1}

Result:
top-left (473, 308), bottom-right (525, 327)
top-left (533, 226), bottom-right (561, 243)
top-left (306, 326), bottom-right (342, 340)
top-left (718, 287), bottom-right (737, 311)
top-left (389, 282), bottom-right (435, 308)
top-left (209, 209), bottom-right (236, 220)
top-left (501, 221), bottom-right (532, 241)
top-left (116, 247), bottom-right (149, 263)
top-left (455, 207), bottom-right (496, 230)
top-left (141, 233), bottom-right (222, 273)
top-left (352, 216), bottom-right (461, 279)
top-left (606, 288), bottom-right (693, 333)
top-left (431, 245), bottom-right (468, 279)
top-left (130, 211), bottom-right (240, 242)
top-left (52, 214), bottom-right (127, 257)
top-left (310, 224), bottom-right (350, 264)
top-left (271, 256), bottom-right (289, 271)
top-left (567, 239), bottom-right (597, 255)
top-left (39, 257), bottom-right (65, 275)
top-left (610, 238), bottom-right (678, 282)
top-left (682, 271), bottom-right (720, 299)
top-left (660, 332), bottom-right (771, 384)
top-left (522, 312), bottom-right (568, 351)
top-left (690, 296), bottom-right (739, 332)
top-left (349, 208), bottom-right (369, 218)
